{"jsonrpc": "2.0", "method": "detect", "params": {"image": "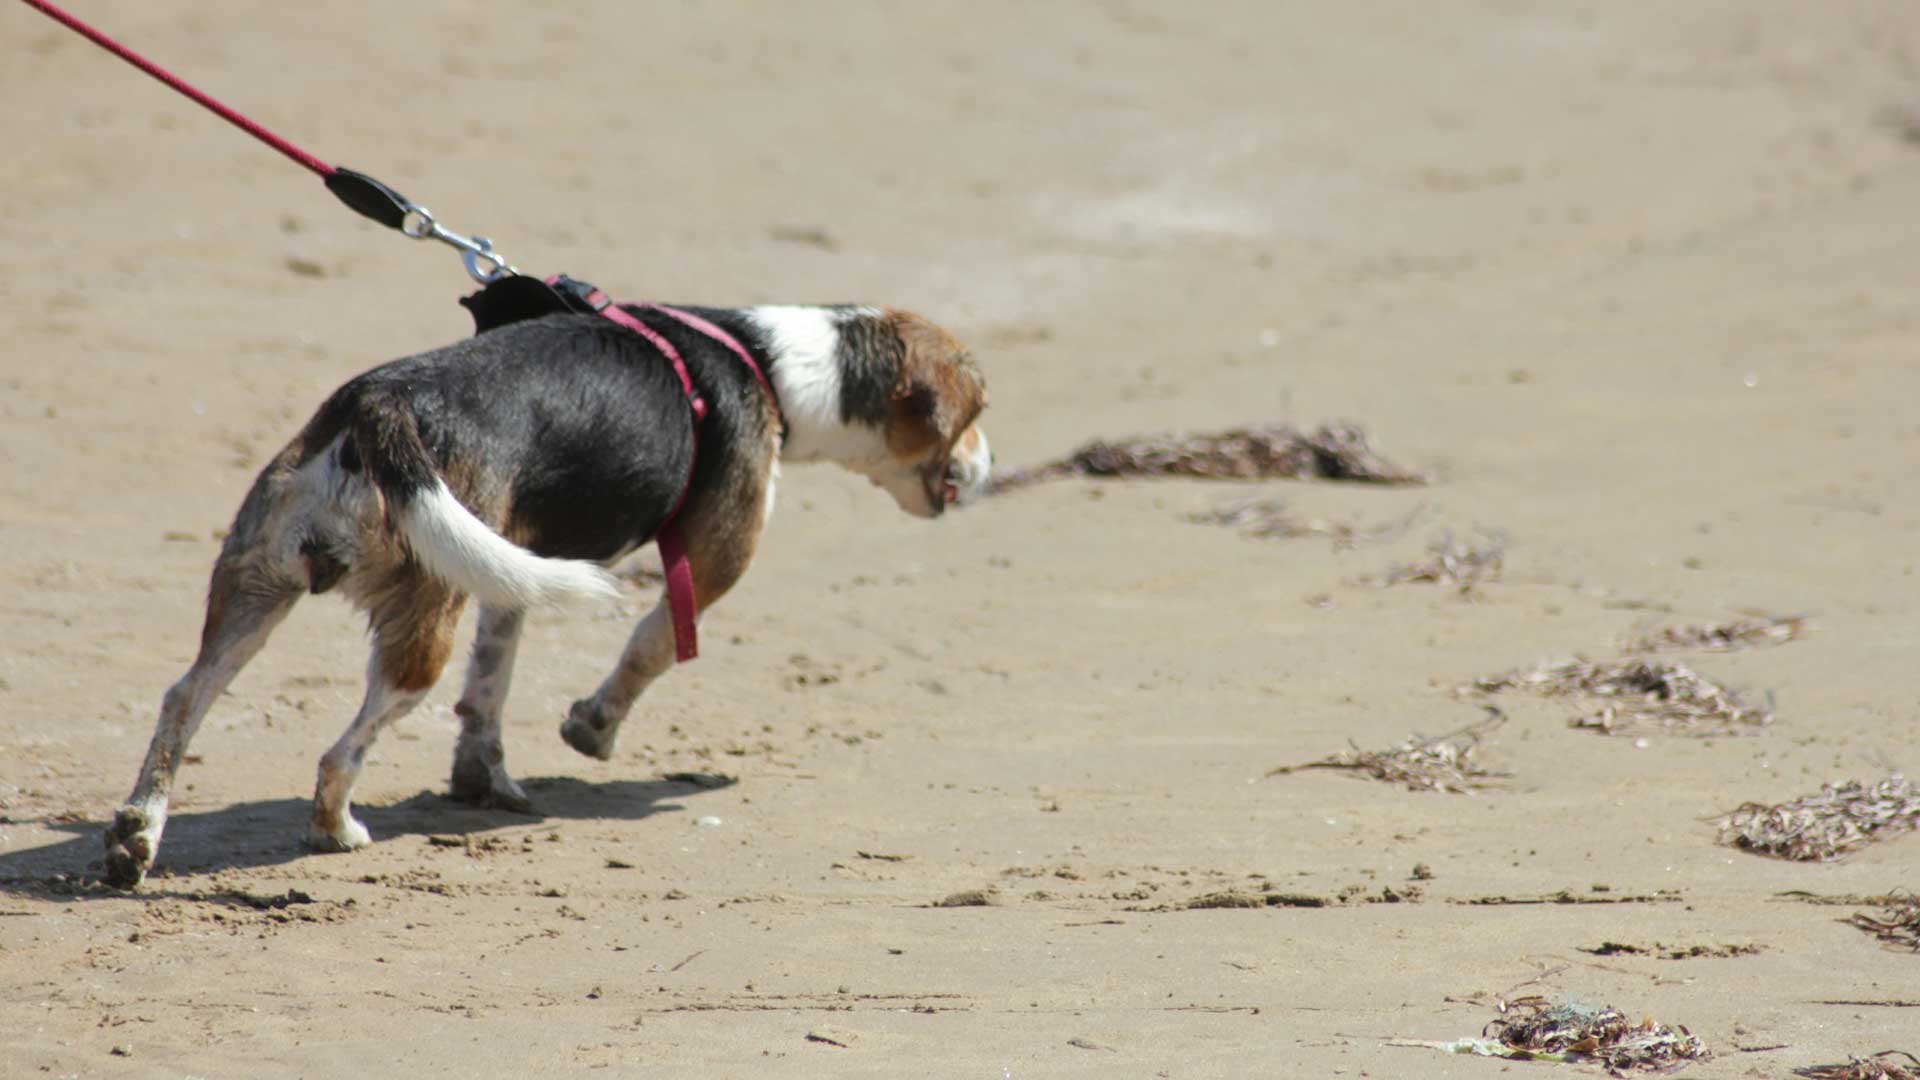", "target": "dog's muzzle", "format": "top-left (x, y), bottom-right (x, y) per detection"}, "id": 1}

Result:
top-left (941, 425), bottom-right (992, 509)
